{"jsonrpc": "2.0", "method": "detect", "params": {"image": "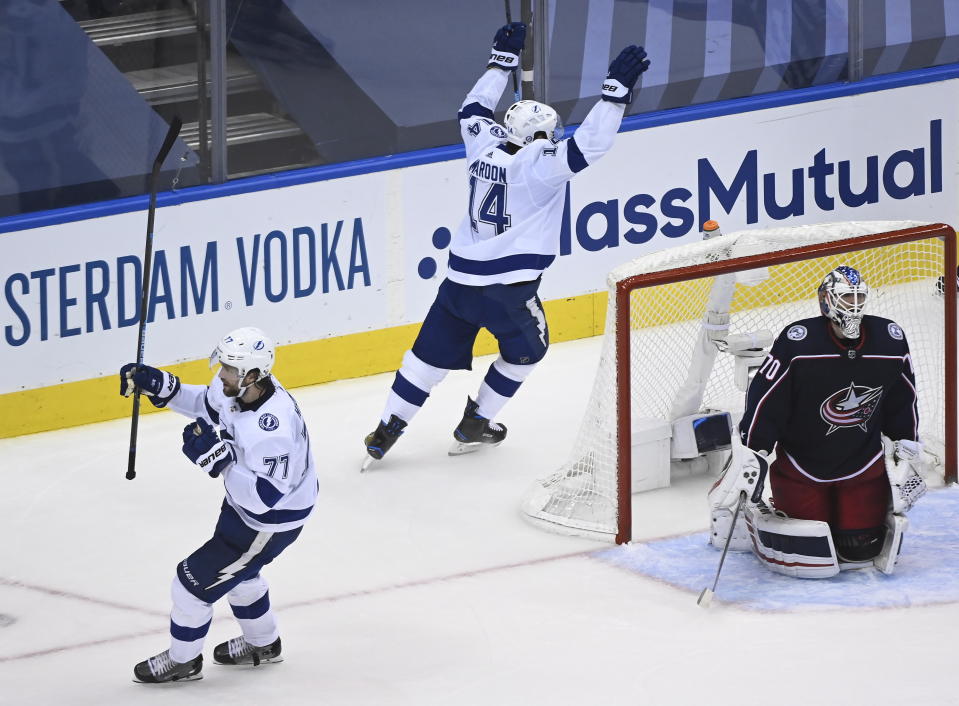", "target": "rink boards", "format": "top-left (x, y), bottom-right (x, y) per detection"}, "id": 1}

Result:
top-left (0, 73), bottom-right (957, 436)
